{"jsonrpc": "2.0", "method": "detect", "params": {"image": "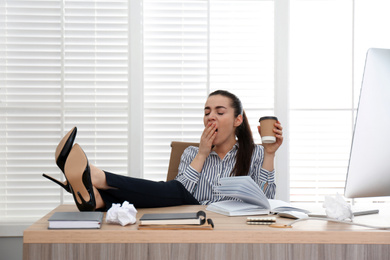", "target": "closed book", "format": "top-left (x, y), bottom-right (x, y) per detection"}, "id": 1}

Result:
top-left (139, 210), bottom-right (206, 225)
top-left (48, 211), bottom-right (104, 229)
